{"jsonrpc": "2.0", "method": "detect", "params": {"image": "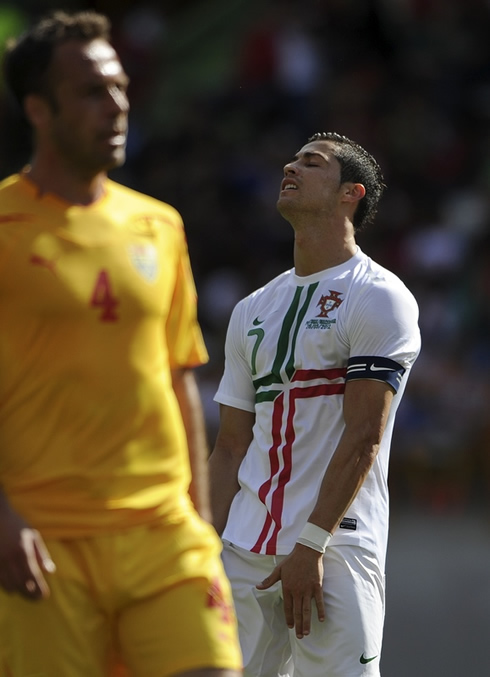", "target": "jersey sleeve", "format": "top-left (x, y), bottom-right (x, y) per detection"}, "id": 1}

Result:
top-left (341, 276), bottom-right (421, 391)
top-left (165, 229), bottom-right (208, 369)
top-left (214, 300), bottom-right (256, 413)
